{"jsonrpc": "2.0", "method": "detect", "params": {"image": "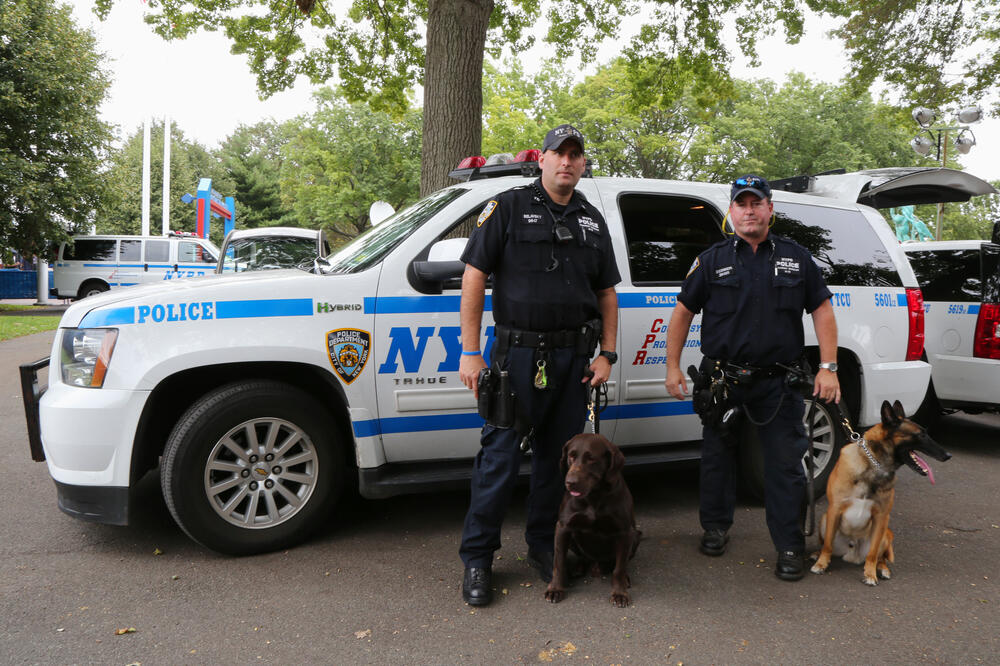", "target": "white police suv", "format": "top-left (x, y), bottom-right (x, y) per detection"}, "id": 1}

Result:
top-left (902, 233), bottom-right (1000, 420)
top-left (22, 162), bottom-right (965, 555)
